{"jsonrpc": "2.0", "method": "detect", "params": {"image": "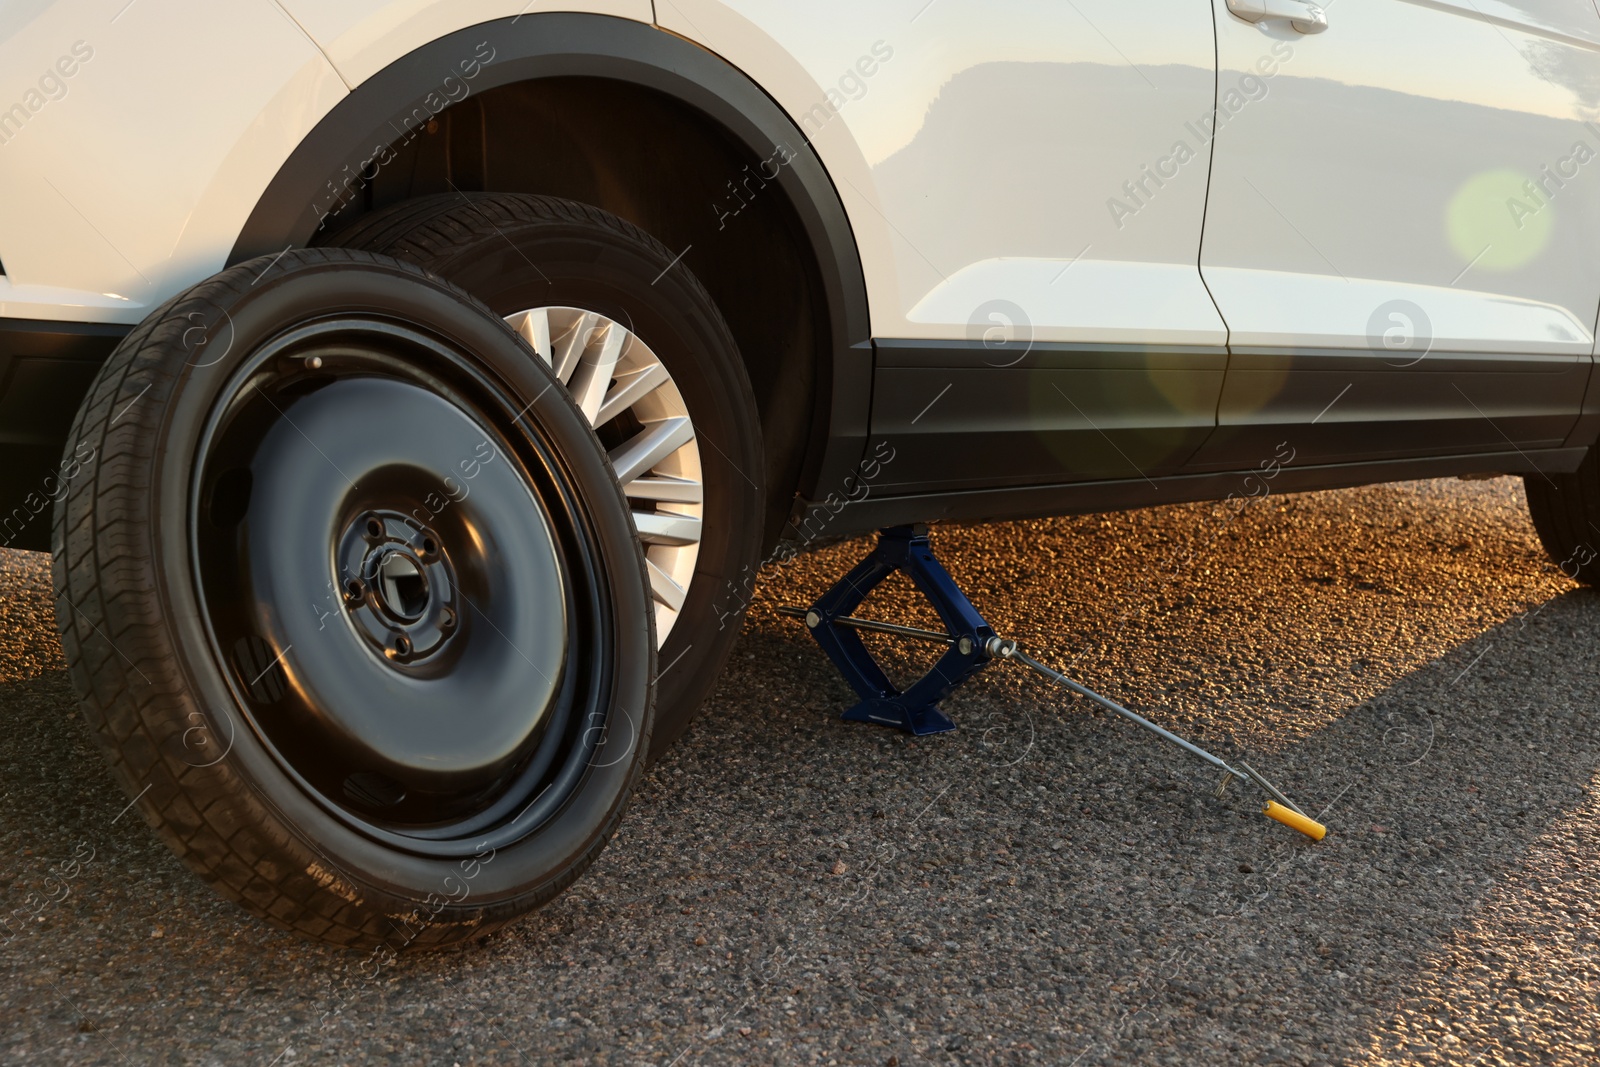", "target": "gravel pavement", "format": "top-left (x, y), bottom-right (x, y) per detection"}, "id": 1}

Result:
top-left (2, 476), bottom-right (1597, 1065)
